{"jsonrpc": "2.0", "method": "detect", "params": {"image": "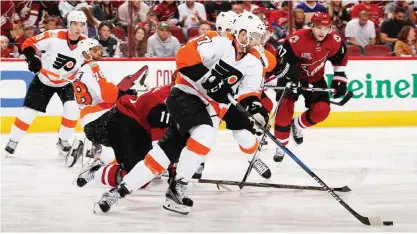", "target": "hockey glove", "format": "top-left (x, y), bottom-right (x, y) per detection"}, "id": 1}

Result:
top-left (117, 89), bottom-right (138, 99)
top-left (23, 47), bottom-right (42, 73)
top-left (202, 73), bottom-right (233, 104)
top-left (331, 73), bottom-right (348, 98)
top-left (241, 97), bottom-right (269, 136)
